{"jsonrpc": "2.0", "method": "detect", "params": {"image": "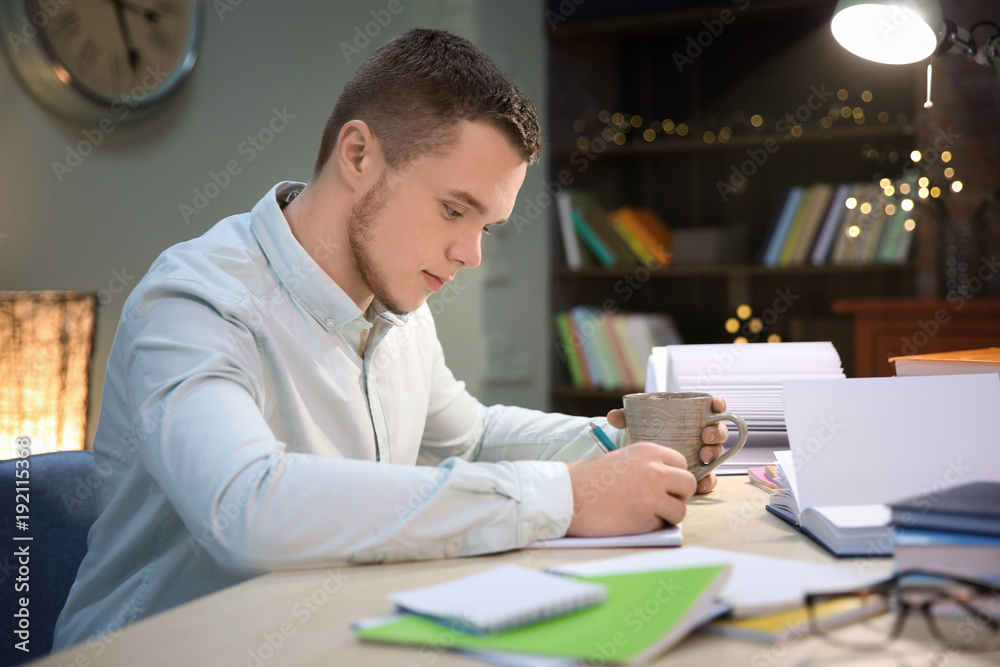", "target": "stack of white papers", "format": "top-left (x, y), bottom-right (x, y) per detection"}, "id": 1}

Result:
top-left (646, 342), bottom-right (845, 433)
top-left (644, 342), bottom-right (845, 473)
top-left (550, 546), bottom-right (883, 617)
